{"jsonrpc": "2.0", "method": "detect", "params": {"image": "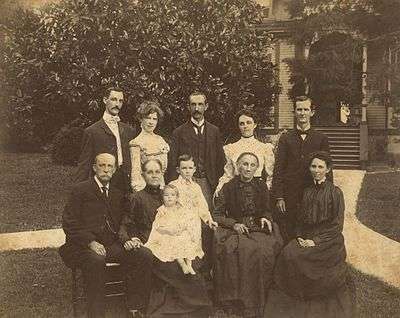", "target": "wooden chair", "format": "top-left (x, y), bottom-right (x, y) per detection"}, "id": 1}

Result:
top-left (71, 262), bottom-right (127, 317)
